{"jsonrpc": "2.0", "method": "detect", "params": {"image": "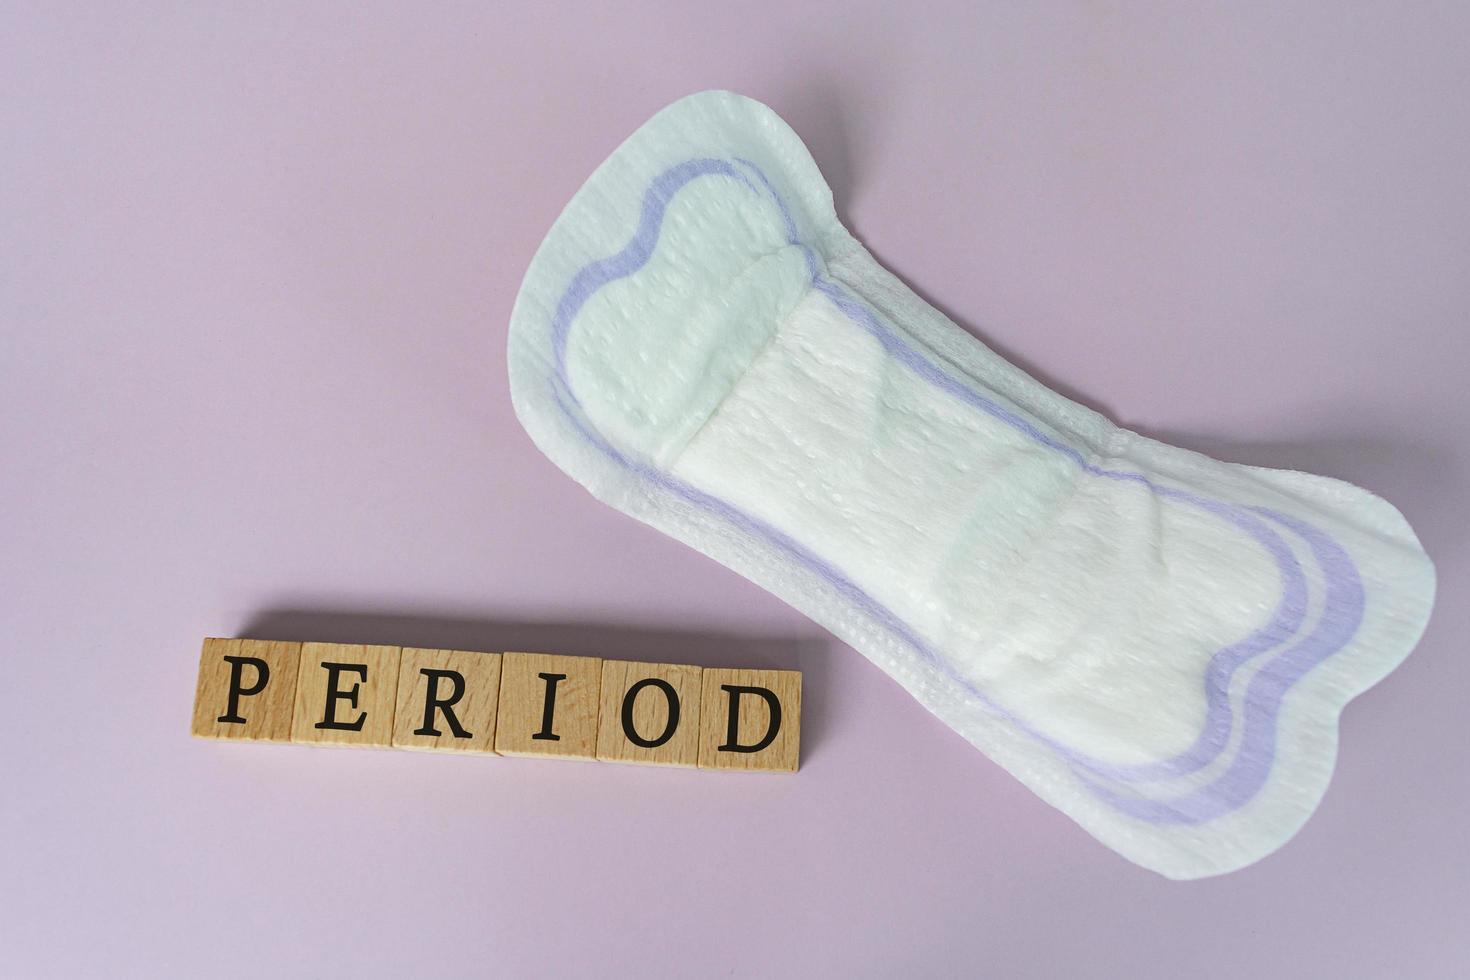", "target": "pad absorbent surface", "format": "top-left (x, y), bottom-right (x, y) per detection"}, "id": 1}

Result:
top-left (507, 91), bottom-right (1436, 879)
